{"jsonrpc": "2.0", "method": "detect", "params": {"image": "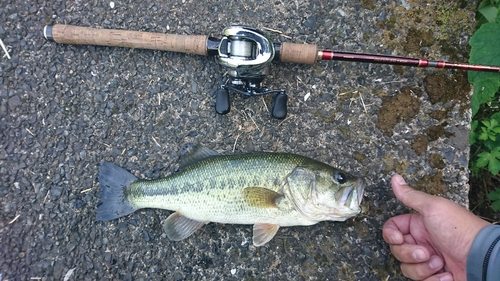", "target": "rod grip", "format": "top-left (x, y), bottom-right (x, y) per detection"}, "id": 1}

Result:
top-left (44, 24), bottom-right (208, 56)
top-left (279, 42), bottom-right (318, 64)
